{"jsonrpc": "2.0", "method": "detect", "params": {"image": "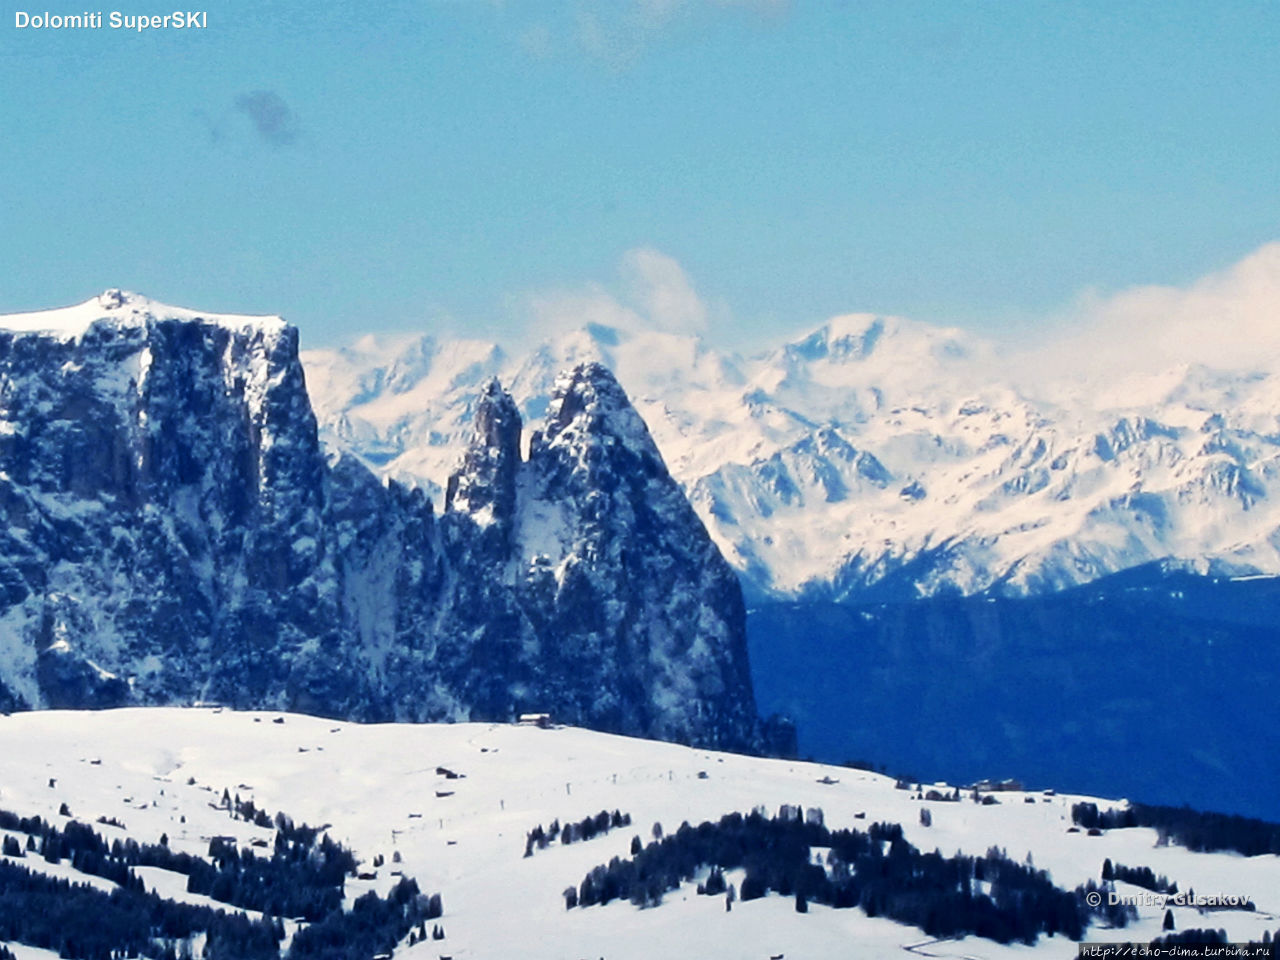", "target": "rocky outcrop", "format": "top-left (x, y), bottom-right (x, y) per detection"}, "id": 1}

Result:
top-left (0, 293), bottom-right (763, 751)
top-left (440, 364), bottom-right (760, 749)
